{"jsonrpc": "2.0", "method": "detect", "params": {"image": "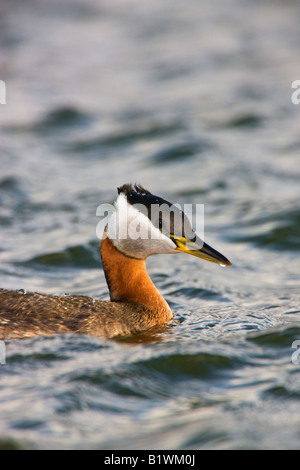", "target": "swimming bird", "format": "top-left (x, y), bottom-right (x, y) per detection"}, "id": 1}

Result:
top-left (0, 184), bottom-right (231, 340)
